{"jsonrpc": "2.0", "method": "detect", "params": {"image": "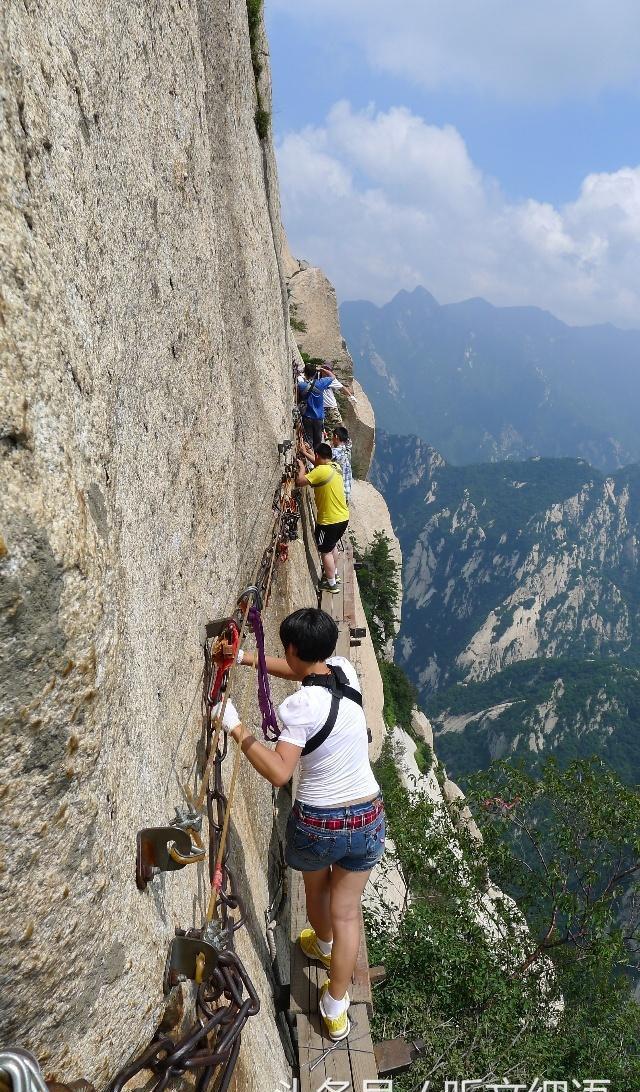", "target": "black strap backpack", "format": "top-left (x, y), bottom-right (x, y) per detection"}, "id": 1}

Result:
top-left (300, 664), bottom-right (371, 755)
top-left (299, 377), bottom-right (318, 413)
